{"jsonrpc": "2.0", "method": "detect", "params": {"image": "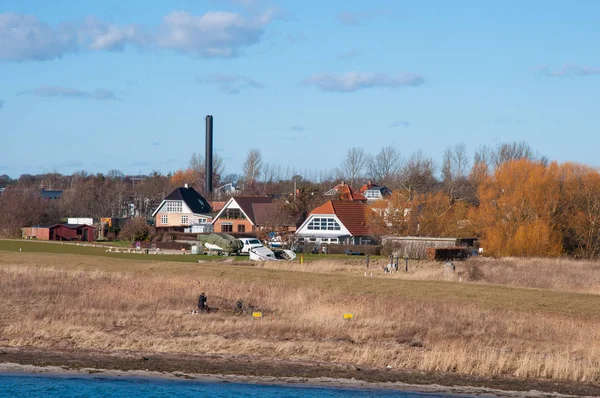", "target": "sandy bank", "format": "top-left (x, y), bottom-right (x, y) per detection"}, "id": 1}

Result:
top-left (1, 347), bottom-right (598, 397)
